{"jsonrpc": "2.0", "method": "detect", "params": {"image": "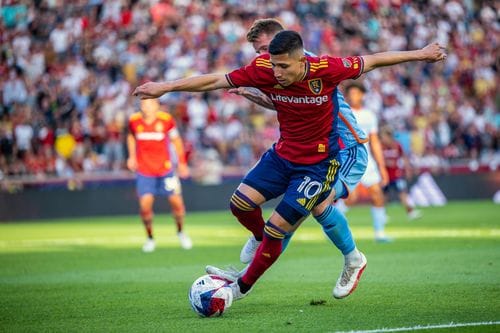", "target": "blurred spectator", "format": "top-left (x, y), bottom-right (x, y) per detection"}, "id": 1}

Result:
top-left (0, 0), bottom-right (497, 182)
